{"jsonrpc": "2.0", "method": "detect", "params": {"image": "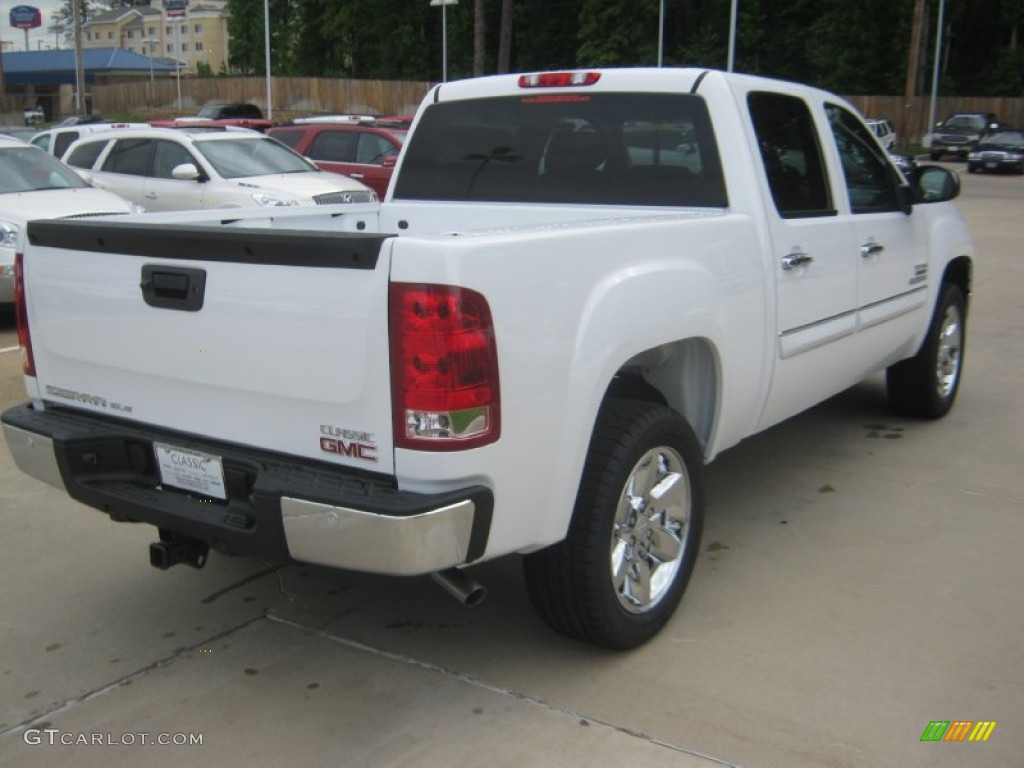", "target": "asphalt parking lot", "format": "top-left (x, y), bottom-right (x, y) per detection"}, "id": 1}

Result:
top-left (1, 166), bottom-right (1021, 768)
